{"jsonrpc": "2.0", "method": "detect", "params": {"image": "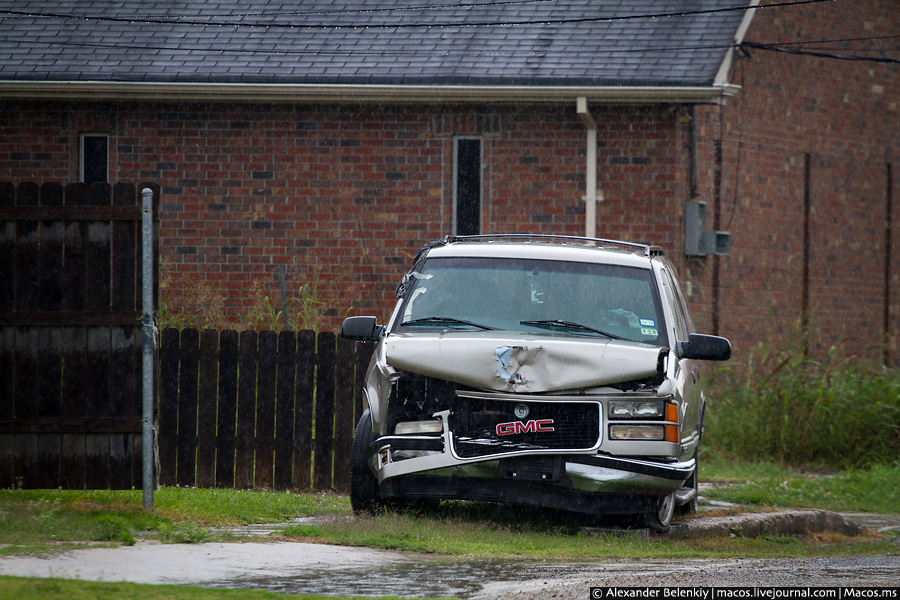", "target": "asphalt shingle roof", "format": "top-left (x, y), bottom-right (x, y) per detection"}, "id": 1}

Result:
top-left (0, 1), bottom-right (750, 87)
